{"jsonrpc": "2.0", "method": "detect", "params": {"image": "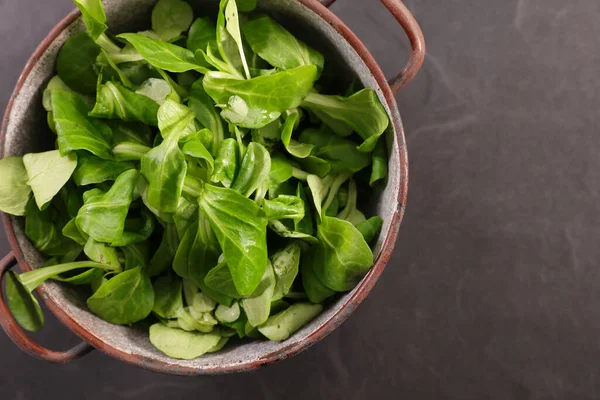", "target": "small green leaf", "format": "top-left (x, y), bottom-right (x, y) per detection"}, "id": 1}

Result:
top-left (154, 72), bottom-right (185, 98)
top-left (204, 261), bottom-right (242, 299)
top-left (236, 0), bottom-right (257, 12)
top-left (56, 32), bottom-right (100, 94)
top-left (157, 100), bottom-right (197, 140)
top-left (52, 90), bottom-right (113, 160)
top-left (297, 156), bottom-right (331, 178)
top-left (135, 78), bottom-right (175, 105)
top-left (0, 157), bottom-right (31, 216)
top-left (42, 76), bottom-right (75, 112)
top-left (121, 242), bottom-right (152, 270)
top-left (140, 101), bottom-right (196, 213)
top-left (118, 33), bottom-right (207, 73)
top-left (111, 210), bottom-right (156, 247)
top-left (148, 223), bottom-right (179, 277)
top-left (152, 0), bottom-right (194, 42)
top-left (198, 184), bottom-right (268, 296)
top-left (299, 127), bottom-right (371, 173)
top-left (322, 173), bottom-right (351, 214)
top-left (301, 251), bottom-right (335, 303)
top-left (241, 260), bottom-right (275, 327)
top-left (231, 142), bottom-right (271, 197)
top-left (203, 66), bottom-right (318, 129)
top-left (141, 130), bottom-right (187, 213)
top-left (370, 137), bottom-right (388, 186)
top-left (268, 220), bottom-right (317, 244)
top-left (216, 0), bottom-right (246, 78)
top-left (337, 179), bottom-right (367, 226)
top-left (72, 153), bottom-right (135, 186)
top-left (191, 291), bottom-right (217, 313)
top-left (271, 243), bottom-right (301, 301)
top-left (301, 89), bottom-right (389, 153)
top-left (210, 138), bottom-right (239, 188)
top-left (62, 218), bottom-right (88, 245)
top-left (356, 216), bottom-right (384, 243)
top-left (138, 178), bottom-right (174, 222)
top-left (76, 169), bottom-right (139, 243)
top-left (173, 196), bottom-right (198, 240)
top-left (313, 216), bottom-right (374, 292)
top-left (25, 200), bottom-right (81, 257)
top-left (306, 174), bottom-right (332, 217)
top-left (182, 133), bottom-right (215, 176)
top-left (215, 301), bottom-right (240, 323)
top-left (188, 216), bottom-right (230, 305)
top-left (294, 183), bottom-right (314, 235)
top-left (196, 46), bottom-right (242, 78)
top-left (242, 15), bottom-right (324, 74)
top-left (173, 221), bottom-right (199, 279)
top-left (251, 118), bottom-right (281, 152)
top-left (5, 271), bottom-right (44, 332)
top-left (326, 196), bottom-right (340, 217)
top-left (97, 49), bottom-right (134, 88)
top-left (90, 81), bottom-right (160, 126)
top-left (258, 302), bottom-right (323, 341)
top-left (87, 266), bottom-right (154, 325)
top-left (224, 0), bottom-right (251, 79)
top-left (172, 215), bottom-right (228, 305)
top-left (84, 237), bottom-right (121, 267)
top-left (152, 275), bottom-right (183, 319)
top-left (267, 155), bottom-right (293, 189)
top-left (110, 120), bottom-right (153, 147)
top-left (23, 150), bottom-right (78, 209)
top-left (262, 195), bottom-right (305, 221)
top-left (149, 323), bottom-right (221, 359)
top-left (187, 17), bottom-right (217, 54)
top-left (281, 111), bottom-right (313, 158)
top-left (189, 79), bottom-right (225, 154)
top-left (74, 0), bottom-right (108, 41)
